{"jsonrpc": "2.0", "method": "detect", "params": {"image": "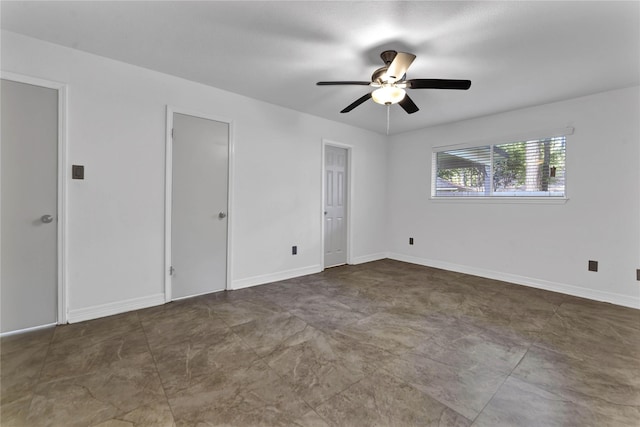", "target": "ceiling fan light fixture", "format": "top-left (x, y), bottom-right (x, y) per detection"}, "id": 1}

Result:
top-left (371, 85), bottom-right (406, 105)
top-left (317, 50), bottom-right (470, 114)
